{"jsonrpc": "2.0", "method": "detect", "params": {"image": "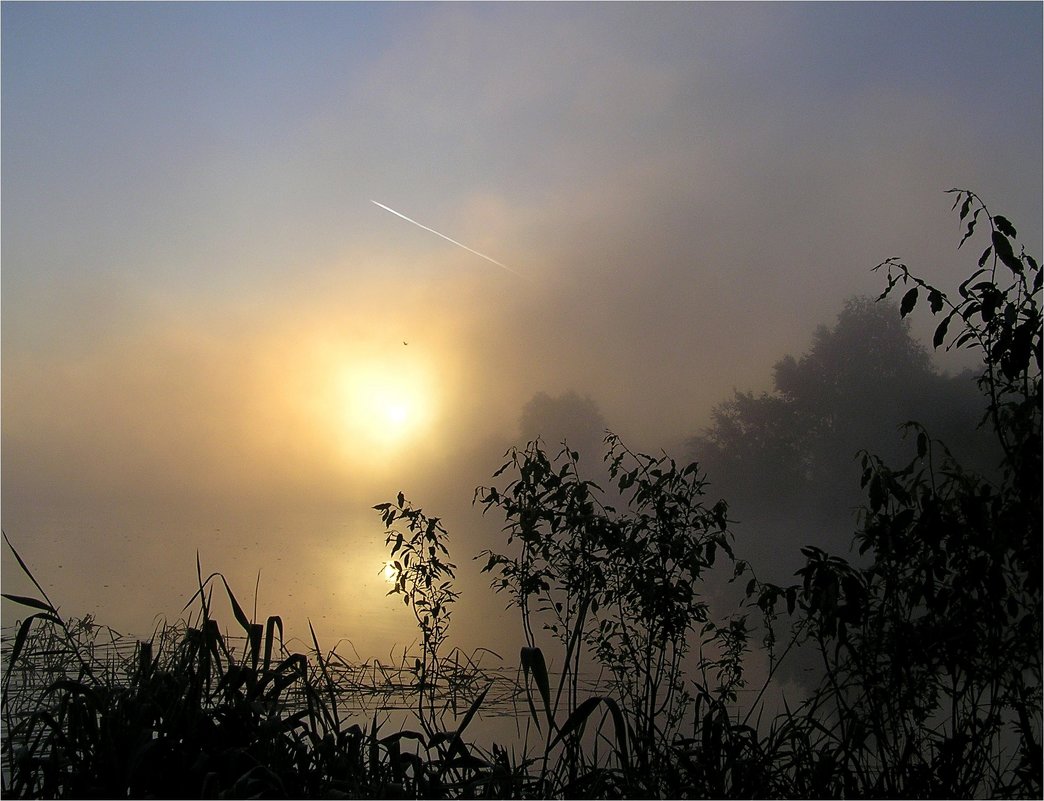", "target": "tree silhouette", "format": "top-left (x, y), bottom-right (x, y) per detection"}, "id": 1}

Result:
top-left (518, 391), bottom-right (609, 463)
top-left (752, 190), bottom-right (1041, 797)
top-left (690, 296), bottom-right (989, 575)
